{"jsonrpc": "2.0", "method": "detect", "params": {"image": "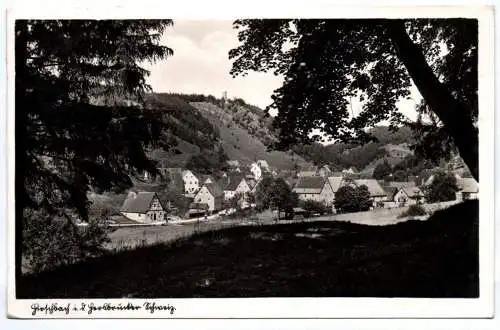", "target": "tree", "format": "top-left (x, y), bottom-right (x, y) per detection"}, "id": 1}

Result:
top-left (229, 19), bottom-right (478, 182)
top-left (301, 200), bottom-right (329, 215)
top-left (355, 185), bottom-right (373, 211)
top-left (16, 20), bottom-right (173, 280)
top-left (334, 186), bottom-right (359, 213)
top-left (424, 171), bottom-right (460, 203)
top-left (373, 159), bottom-right (392, 180)
top-left (254, 175), bottom-right (275, 210)
top-left (255, 177), bottom-right (297, 218)
top-left (392, 170), bottom-right (409, 182)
